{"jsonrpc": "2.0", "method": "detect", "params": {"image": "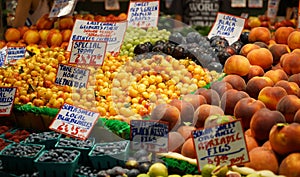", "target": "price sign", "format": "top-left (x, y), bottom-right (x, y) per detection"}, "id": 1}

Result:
top-left (193, 120), bottom-right (249, 171)
top-left (267, 0), bottom-right (280, 22)
top-left (69, 40), bottom-right (107, 66)
top-left (130, 120), bottom-right (168, 152)
top-left (49, 103), bottom-right (99, 140)
top-left (0, 47), bottom-right (6, 67)
top-left (49, 0), bottom-right (77, 18)
top-left (55, 64), bottom-right (90, 89)
top-left (231, 0), bottom-right (246, 8)
top-left (68, 20), bottom-right (127, 55)
top-left (0, 87), bottom-right (16, 116)
top-left (127, 1), bottom-right (159, 28)
top-left (248, 0), bottom-right (263, 8)
top-left (5, 46), bottom-right (26, 65)
top-left (208, 12), bottom-right (245, 45)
